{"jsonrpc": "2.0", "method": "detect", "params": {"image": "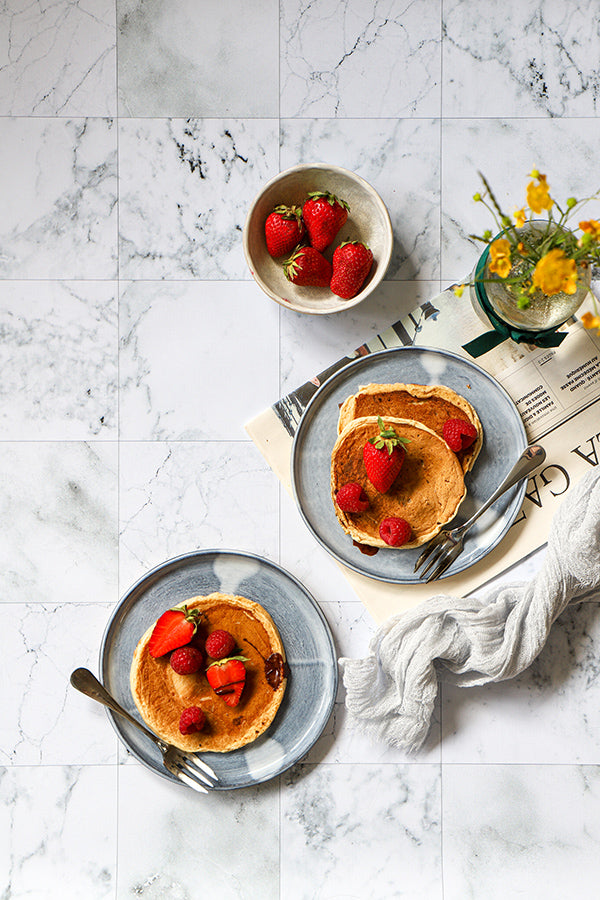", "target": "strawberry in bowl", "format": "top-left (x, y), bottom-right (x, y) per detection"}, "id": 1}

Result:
top-left (243, 163), bottom-right (392, 315)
